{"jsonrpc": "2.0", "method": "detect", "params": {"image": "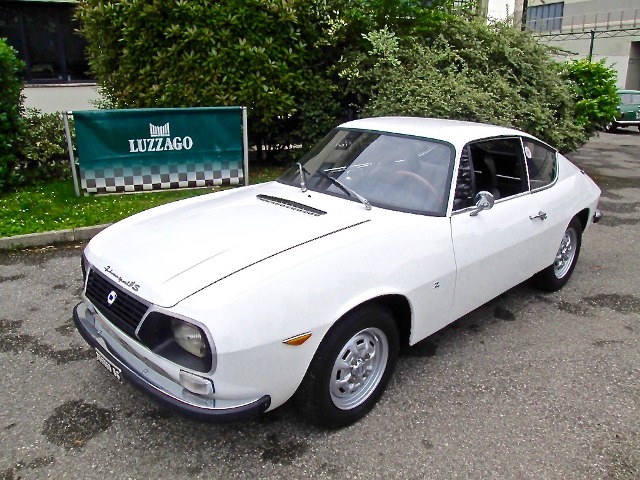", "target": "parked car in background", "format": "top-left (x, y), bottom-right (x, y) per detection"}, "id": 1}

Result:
top-left (607, 89), bottom-right (640, 132)
top-left (73, 117), bottom-right (602, 428)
